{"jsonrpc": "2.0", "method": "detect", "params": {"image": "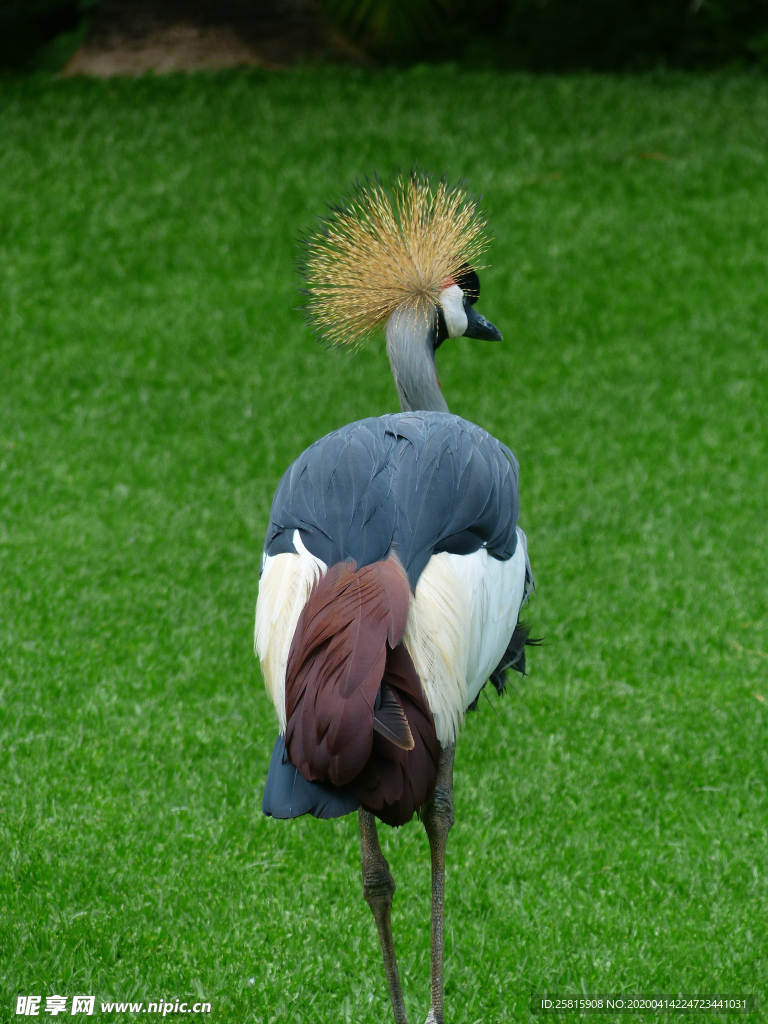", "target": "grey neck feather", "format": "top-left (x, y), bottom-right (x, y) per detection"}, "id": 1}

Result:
top-left (385, 305), bottom-right (449, 413)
